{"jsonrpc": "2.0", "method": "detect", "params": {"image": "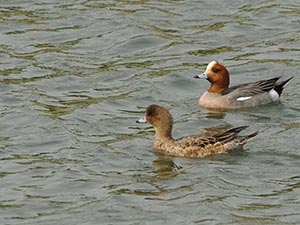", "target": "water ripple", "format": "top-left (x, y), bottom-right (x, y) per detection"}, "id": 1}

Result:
top-left (1, 0), bottom-right (300, 225)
